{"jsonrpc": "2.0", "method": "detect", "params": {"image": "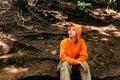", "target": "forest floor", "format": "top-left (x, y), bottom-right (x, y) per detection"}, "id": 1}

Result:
top-left (0, 1), bottom-right (120, 80)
